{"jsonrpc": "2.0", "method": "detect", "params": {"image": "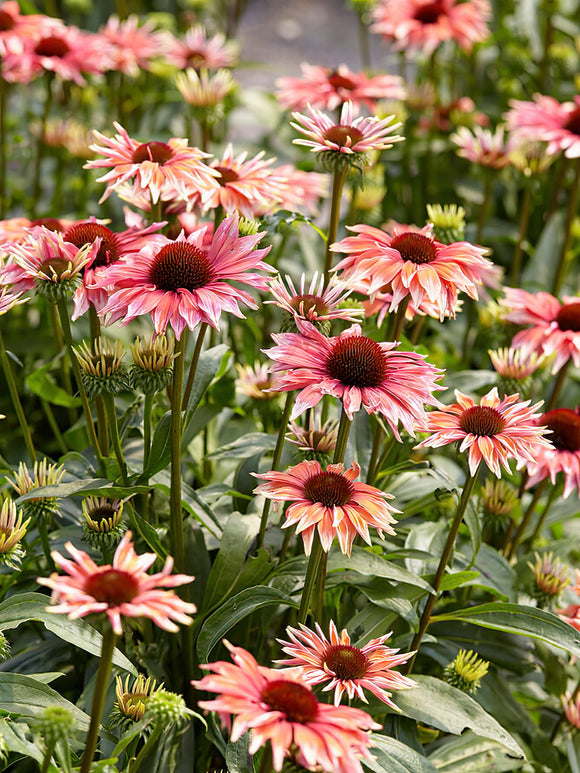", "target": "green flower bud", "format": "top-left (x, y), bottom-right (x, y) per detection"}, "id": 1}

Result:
top-left (443, 649), bottom-right (489, 695)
